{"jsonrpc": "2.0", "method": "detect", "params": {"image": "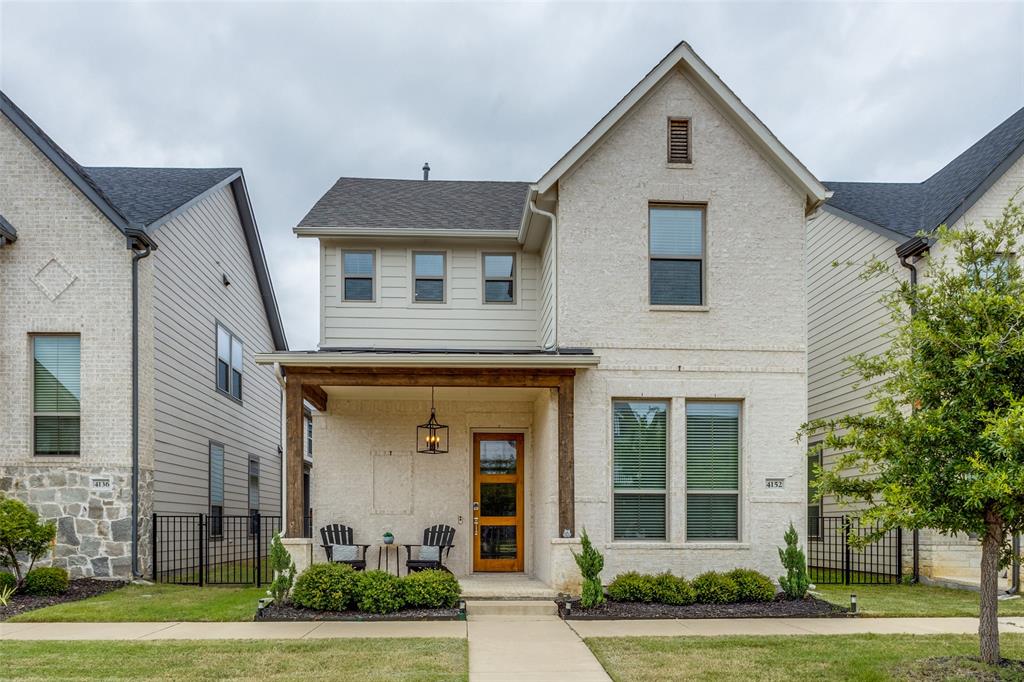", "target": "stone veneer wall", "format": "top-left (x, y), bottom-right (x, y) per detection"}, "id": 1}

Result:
top-left (0, 465), bottom-right (152, 578)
